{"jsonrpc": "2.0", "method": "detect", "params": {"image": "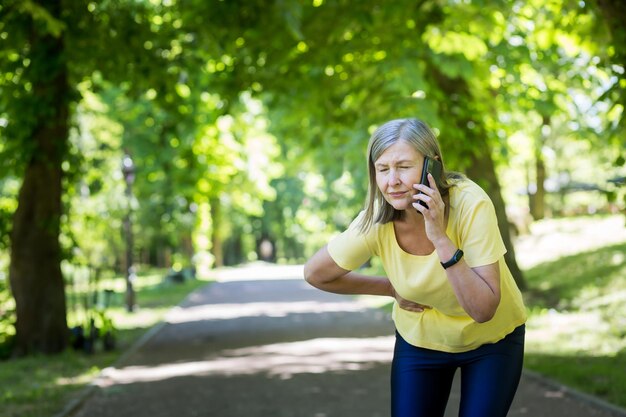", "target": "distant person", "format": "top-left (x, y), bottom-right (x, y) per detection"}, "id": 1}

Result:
top-left (304, 118), bottom-right (527, 417)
